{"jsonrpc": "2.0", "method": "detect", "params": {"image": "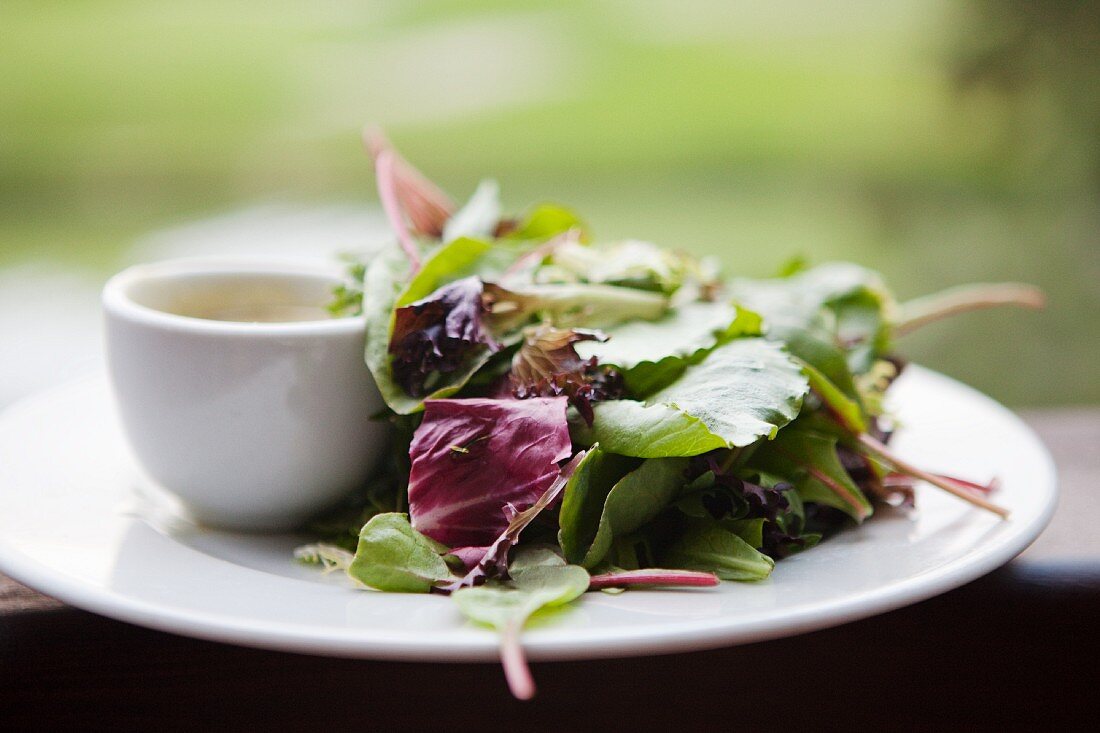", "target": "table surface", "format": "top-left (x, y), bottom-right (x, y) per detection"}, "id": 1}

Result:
top-left (2, 408), bottom-right (1097, 732)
